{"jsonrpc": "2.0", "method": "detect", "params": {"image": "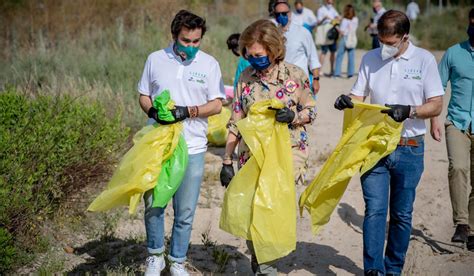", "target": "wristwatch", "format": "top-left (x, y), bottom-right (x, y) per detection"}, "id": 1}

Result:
top-left (313, 76), bottom-right (320, 81)
top-left (409, 106), bottom-right (417, 119)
